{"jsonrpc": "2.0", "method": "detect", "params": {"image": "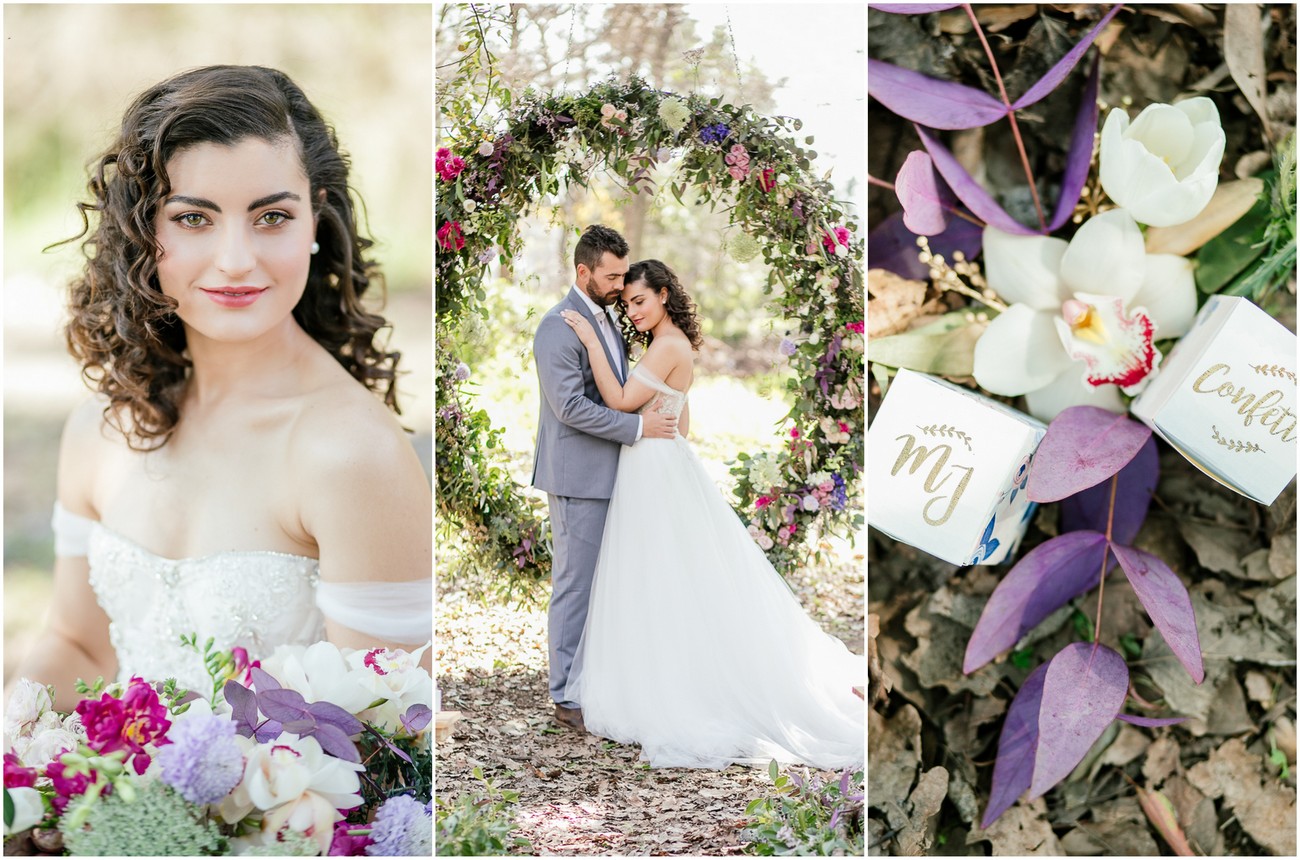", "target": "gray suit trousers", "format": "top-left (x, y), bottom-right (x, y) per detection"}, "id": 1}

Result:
top-left (548, 493), bottom-right (609, 708)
